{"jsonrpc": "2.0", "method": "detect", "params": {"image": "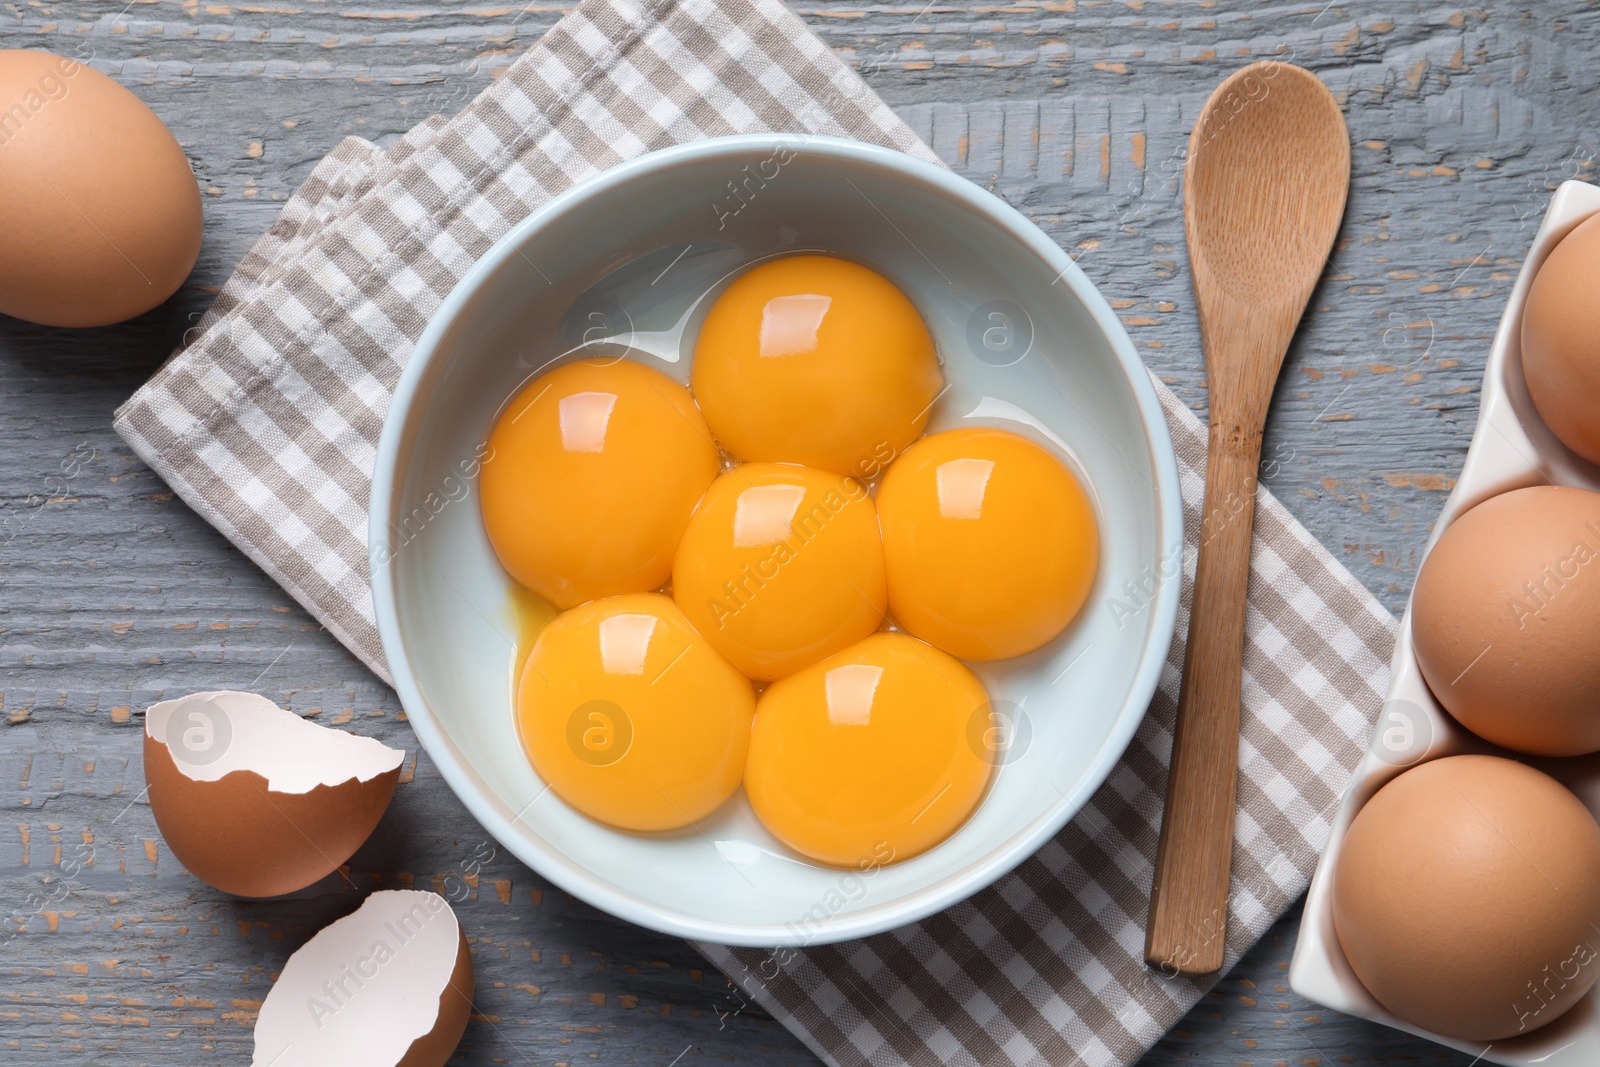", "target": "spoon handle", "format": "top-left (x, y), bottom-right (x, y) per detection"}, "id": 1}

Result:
top-left (1145, 419), bottom-right (1263, 976)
